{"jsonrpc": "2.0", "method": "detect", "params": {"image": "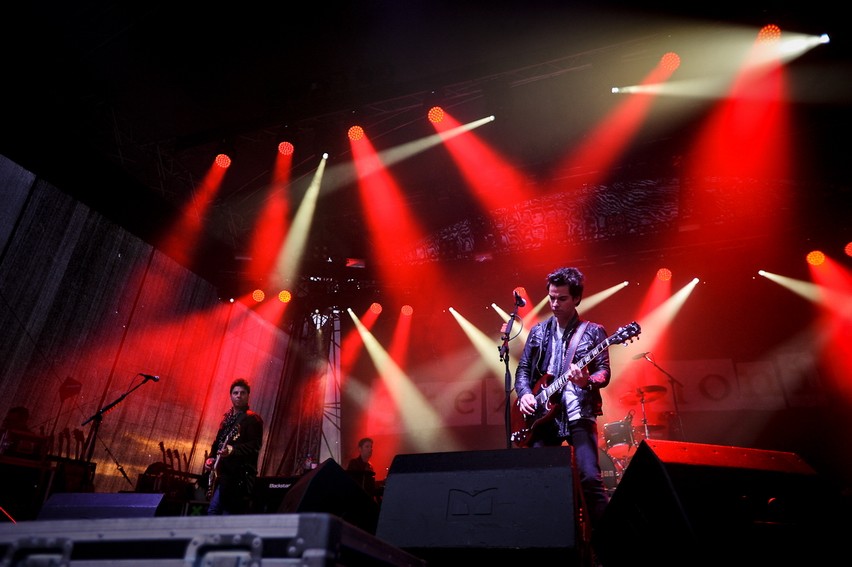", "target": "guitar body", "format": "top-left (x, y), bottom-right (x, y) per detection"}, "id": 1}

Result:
top-left (206, 425), bottom-right (241, 500)
top-left (206, 455), bottom-right (221, 499)
top-left (510, 321), bottom-right (641, 448)
top-left (511, 374), bottom-right (560, 448)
